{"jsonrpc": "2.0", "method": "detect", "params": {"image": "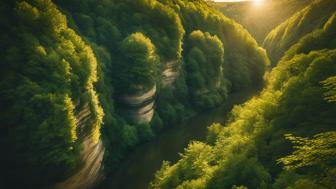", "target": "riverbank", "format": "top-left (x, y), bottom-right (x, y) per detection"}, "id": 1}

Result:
top-left (96, 87), bottom-right (261, 189)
